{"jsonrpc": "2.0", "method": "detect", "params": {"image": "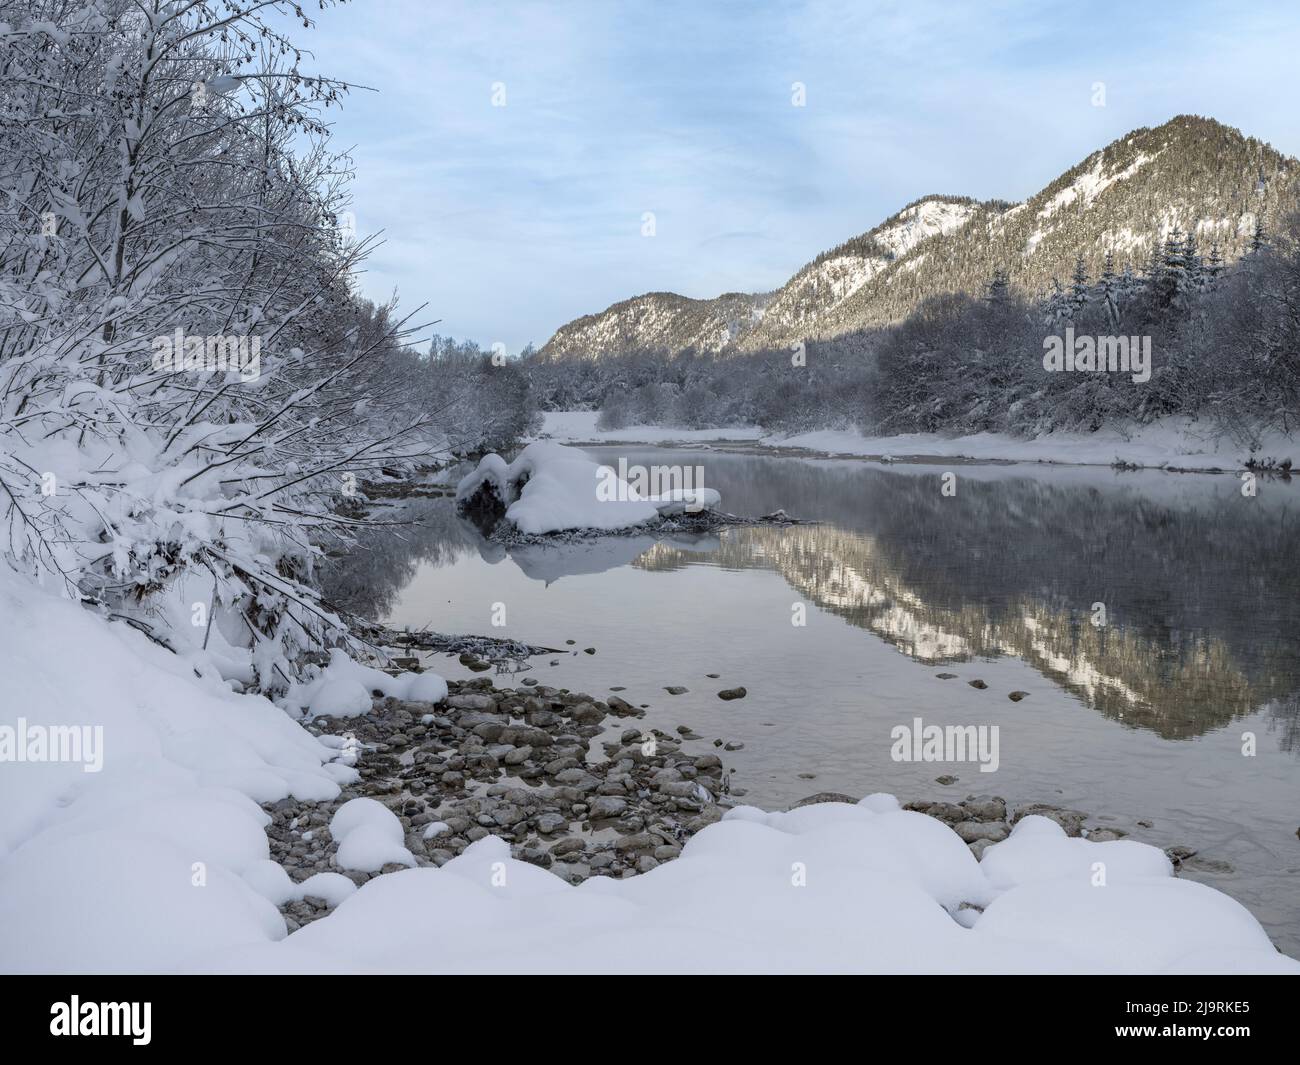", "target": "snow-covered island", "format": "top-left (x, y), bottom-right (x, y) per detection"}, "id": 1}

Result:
top-left (455, 441), bottom-right (724, 536)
